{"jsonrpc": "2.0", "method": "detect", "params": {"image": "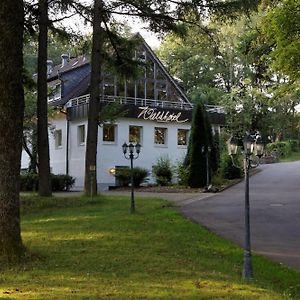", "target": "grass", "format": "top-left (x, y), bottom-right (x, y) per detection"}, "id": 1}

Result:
top-left (0, 195), bottom-right (299, 299)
